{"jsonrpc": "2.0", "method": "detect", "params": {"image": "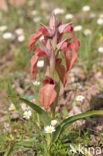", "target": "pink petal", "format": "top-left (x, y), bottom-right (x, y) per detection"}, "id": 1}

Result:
top-left (31, 48), bottom-right (48, 79)
top-left (31, 54), bottom-right (39, 79)
top-left (39, 24), bottom-right (54, 37)
top-left (69, 31), bottom-right (80, 51)
top-left (29, 33), bottom-right (42, 52)
top-left (46, 39), bottom-right (52, 50)
top-left (40, 46), bottom-right (51, 56)
top-left (56, 58), bottom-right (68, 86)
top-left (39, 84), bottom-right (57, 110)
top-left (49, 13), bottom-right (58, 31)
top-left (64, 49), bottom-right (77, 71)
top-left (57, 39), bottom-right (71, 50)
top-left (58, 23), bottom-right (73, 33)
top-left (34, 48), bottom-right (48, 57)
